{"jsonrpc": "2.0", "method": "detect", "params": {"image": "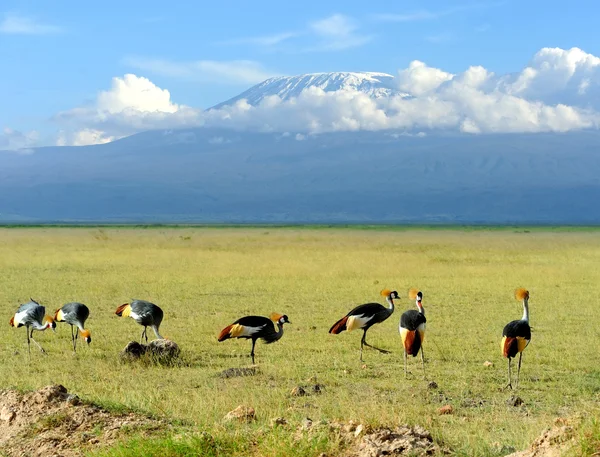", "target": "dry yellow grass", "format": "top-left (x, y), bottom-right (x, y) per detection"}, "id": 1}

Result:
top-left (1, 227), bottom-right (600, 456)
